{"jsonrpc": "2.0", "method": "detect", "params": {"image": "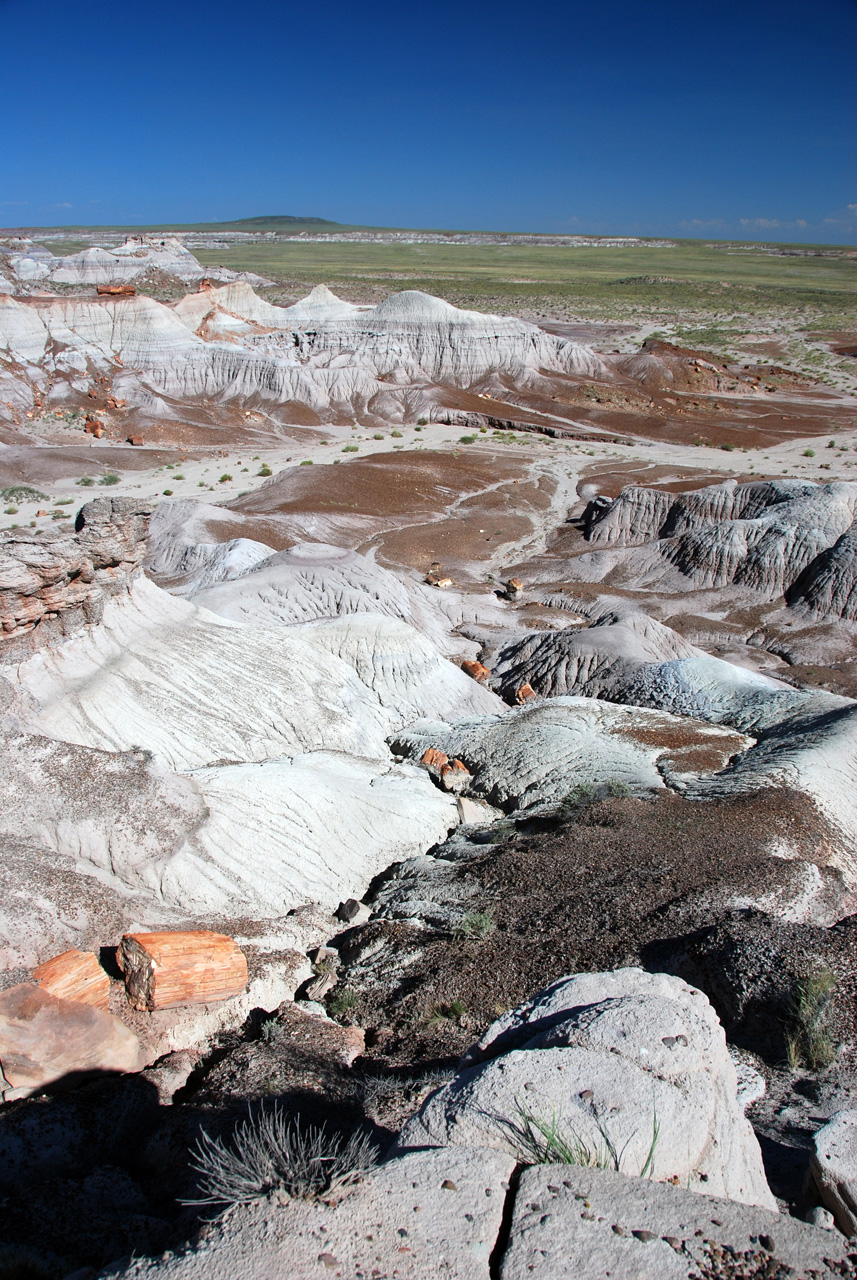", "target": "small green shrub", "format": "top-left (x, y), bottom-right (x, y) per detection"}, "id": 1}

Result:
top-left (2, 485), bottom-right (48, 503)
top-left (417, 417), bottom-right (428, 426)
top-left (4, 506), bottom-right (17, 515)
top-left (219, 473), bottom-right (233, 483)
top-left (257, 463), bottom-right (272, 477)
top-left (453, 908), bottom-right (495, 940)
top-left (720, 442), bottom-right (736, 452)
top-left (391, 429), bottom-right (403, 438)
top-left (198, 480), bottom-right (207, 487)
top-left (327, 986), bottom-right (359, 1019)
top-left (803, 449), bottom-right (816, 458)
top-left (162, 489), bottom-right (174, 496)
top-left (828, 440), bottom-right (836, 449)
top-left (373, 433), bottom-right (384, 440)
top-left (174, 473), bottom-right (185, 480)
top-left (342, 444), bottom-right (358, 453)
top-left (561, 782), bottom-right (597, 810)
top-left (259, 1017), bottom-right (283, 1044)
top-left (76, 476), bottom-right (95, 487)
top-left (459, 434), bottom-right (477, 444)
top-left (54, 497), bottom-right (74, 505)
top-left (300, 459), bottom-right (313, 465)
top-left (99, 472), bottom-right (120, 486)
top-left (606, 779), bottom-right (631, 798)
